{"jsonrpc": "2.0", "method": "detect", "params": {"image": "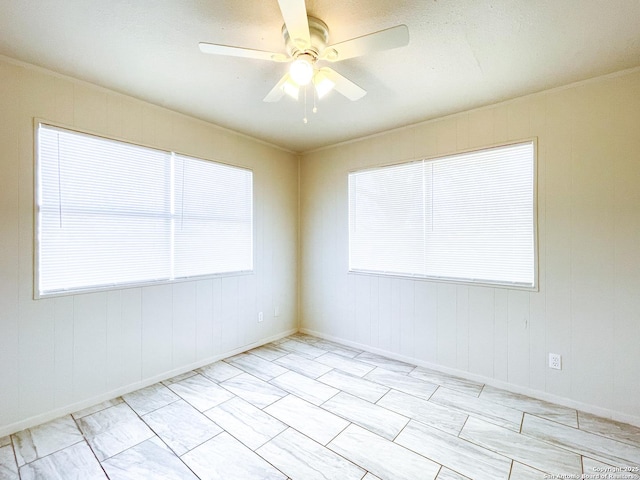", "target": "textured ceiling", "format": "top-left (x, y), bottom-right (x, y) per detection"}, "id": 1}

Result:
top-left (0, 1), bottom-right (638, 152)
